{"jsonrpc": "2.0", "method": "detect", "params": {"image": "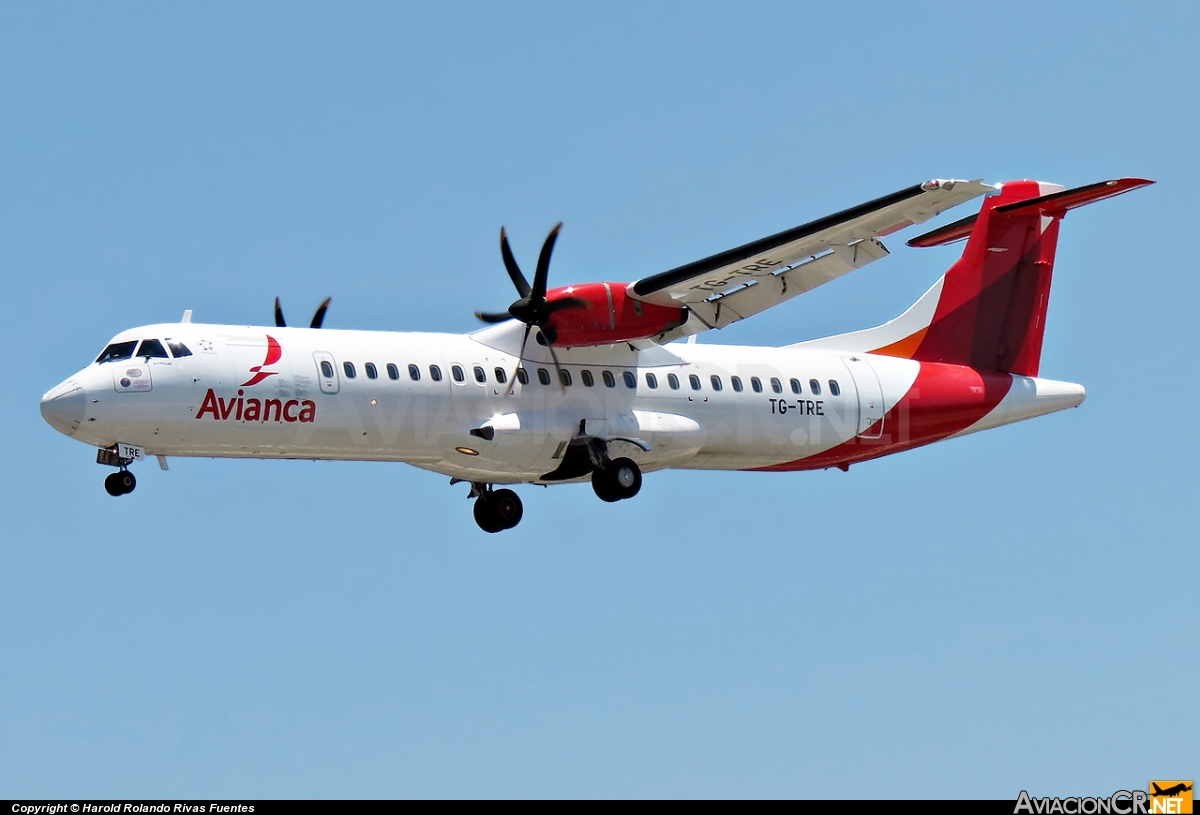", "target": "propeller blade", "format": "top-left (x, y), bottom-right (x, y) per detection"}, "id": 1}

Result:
top-left (506, 323), bottom-right (534, 396)
top-left (540, 326), bottom-right (568, 392)
top-left (531, 223), bottom-right (562, 301)
top-left (542, 296), bottom-right (587, 315)
top-left (475, 310), bottom-right (514, 324)
top-left (500, 227), bottom-right (532, 299)
top-left (274, 297), bottom-right (286, 327)
top-left (310, 297), bottom-right (331, 329)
